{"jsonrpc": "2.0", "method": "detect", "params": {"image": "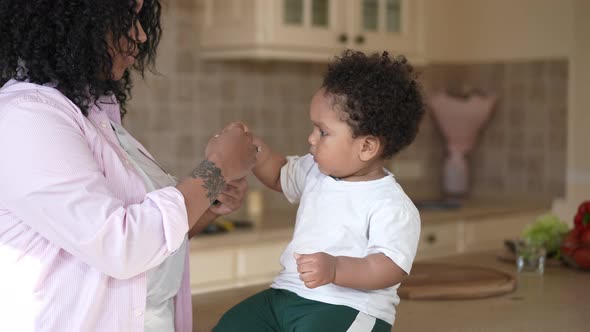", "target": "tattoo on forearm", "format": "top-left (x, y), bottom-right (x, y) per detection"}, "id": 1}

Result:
top-left (191, 160), bottom-right (226, 204)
